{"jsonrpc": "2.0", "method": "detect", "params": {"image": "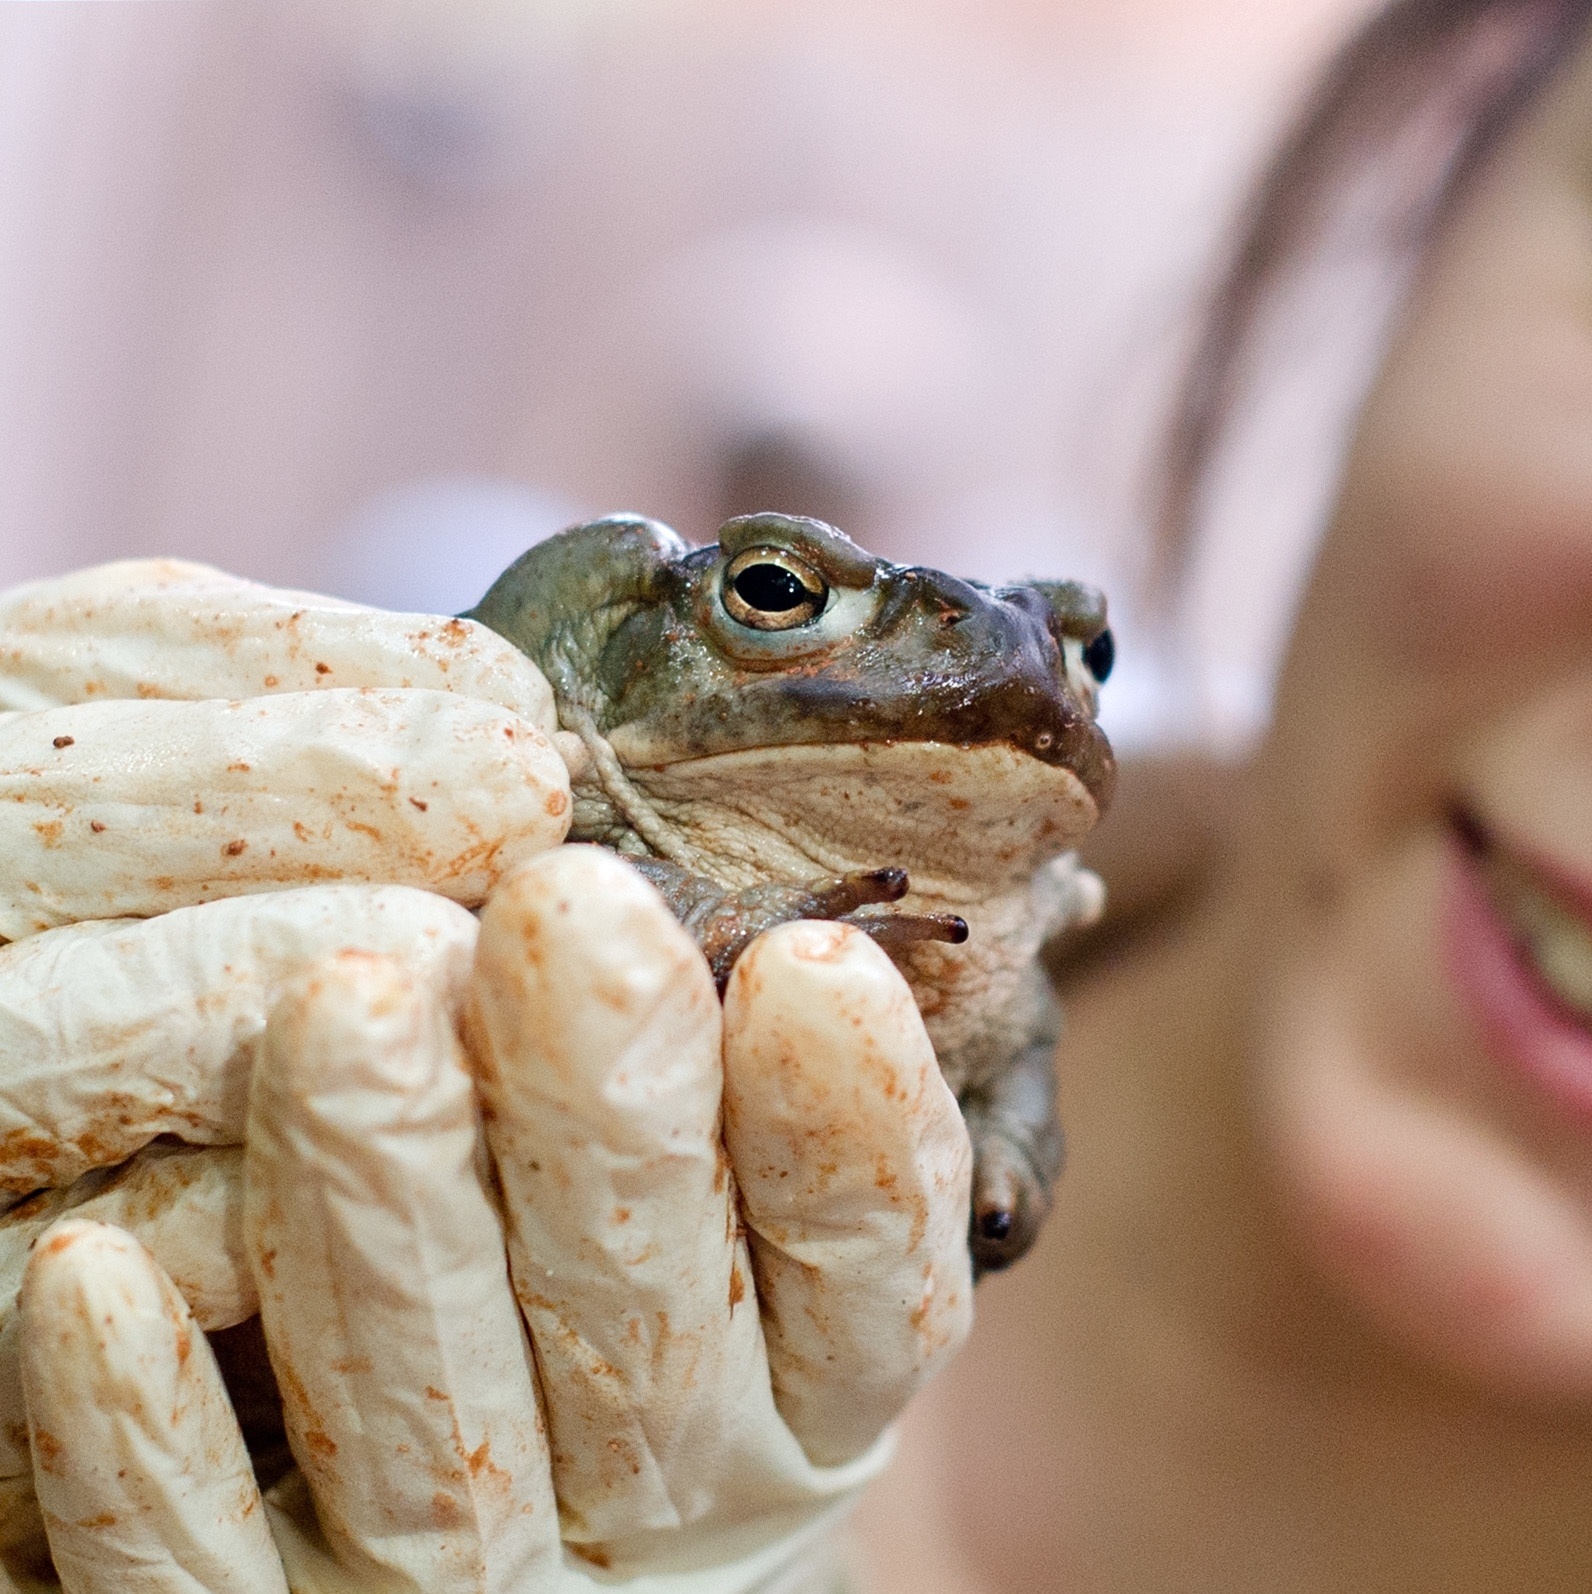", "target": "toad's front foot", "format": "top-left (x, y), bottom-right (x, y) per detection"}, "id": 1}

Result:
top-left (631, 859), bottom-right (965, 991)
